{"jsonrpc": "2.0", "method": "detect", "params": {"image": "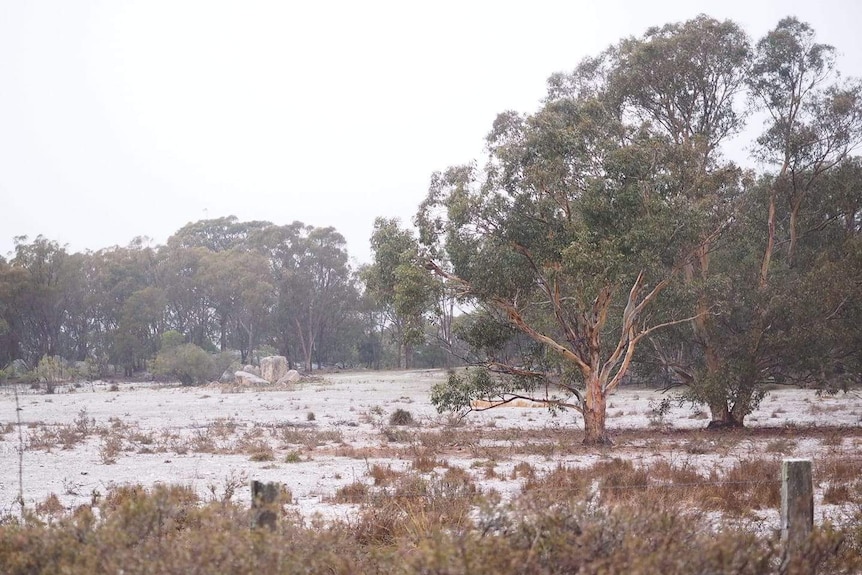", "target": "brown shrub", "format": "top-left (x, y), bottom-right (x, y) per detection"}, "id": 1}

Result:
top-left (34, 493), bottom-right (65, 517)
top-left (368, 464), bottom-right (401, 486)
top-left (703, 459), bottom-right (781, 514)
top-left (1, 482), bottom-right (861, 574)
top-left (521, 464), bottom-right (589, 505)
top-left (412, 455), bottom-right (446, 473)
top-left (511, 461), bottom-right (536, 480)
top-left (331, 481), bottom-right (368, 504)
